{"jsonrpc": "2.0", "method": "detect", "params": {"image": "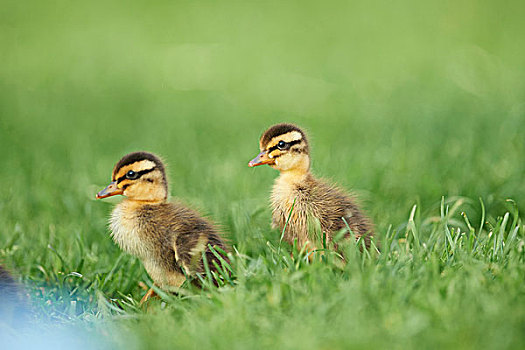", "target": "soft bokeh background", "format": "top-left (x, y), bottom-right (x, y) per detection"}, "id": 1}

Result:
top-left (1, 1), bottom-right (524, 349)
